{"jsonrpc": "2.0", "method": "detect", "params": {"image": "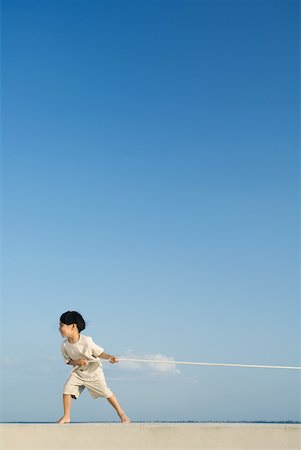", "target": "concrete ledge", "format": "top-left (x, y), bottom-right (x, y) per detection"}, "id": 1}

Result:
top-left (1, 423), bottom-right (300, 450)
